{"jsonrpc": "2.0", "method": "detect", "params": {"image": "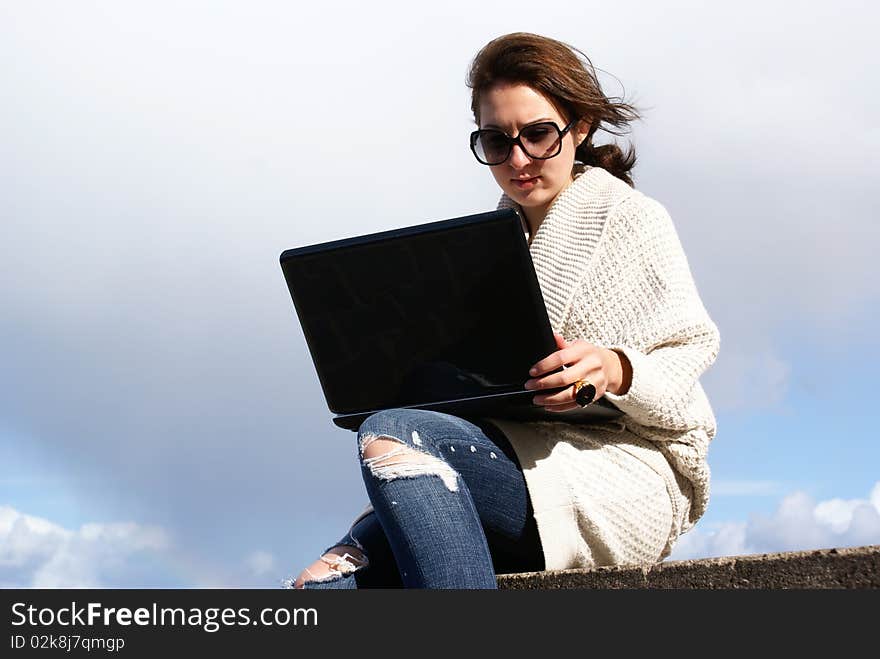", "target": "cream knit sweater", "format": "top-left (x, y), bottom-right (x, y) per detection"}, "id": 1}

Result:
top-left (350, 165), bottom-right (719, 573)
top-left (484, 164), bottom-right (720, 571)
